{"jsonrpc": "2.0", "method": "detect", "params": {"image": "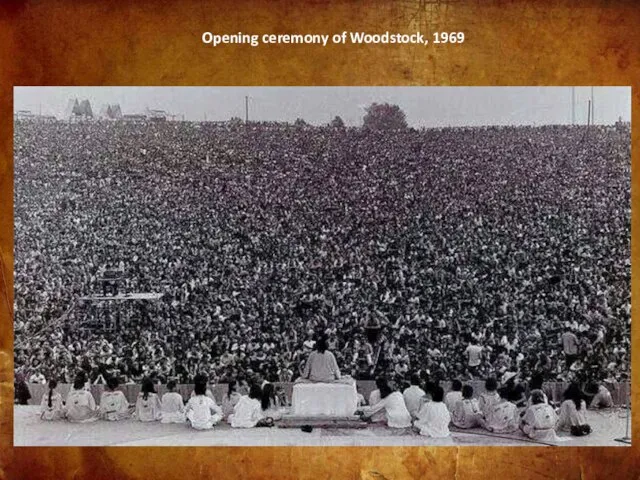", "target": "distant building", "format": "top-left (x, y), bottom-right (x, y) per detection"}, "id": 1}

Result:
top-left (145, 108), bottom-right (167, 122)
top-left (98, 104), bottom-right (123, 120)
top-left (122, 114), bottom-right (147, 122)
top-left (14, 111), bottom-right (57, 123)
top-left (14, 110), bottom-right (35, 121)
top-left (65, 98), bottom-right (93, 121)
